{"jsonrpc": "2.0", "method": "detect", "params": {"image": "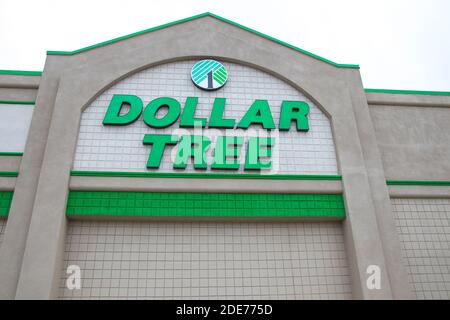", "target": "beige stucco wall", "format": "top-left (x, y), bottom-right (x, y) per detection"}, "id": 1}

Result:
top-left (369, 103), bottom-right (450, 181)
